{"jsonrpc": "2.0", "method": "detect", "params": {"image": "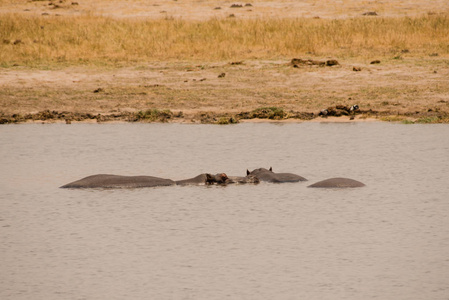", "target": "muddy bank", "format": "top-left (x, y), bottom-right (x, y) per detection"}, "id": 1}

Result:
top-left (1, 106), bottom-right (448, 124)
